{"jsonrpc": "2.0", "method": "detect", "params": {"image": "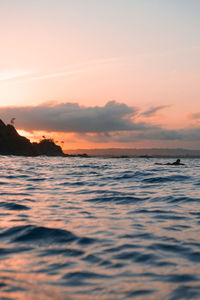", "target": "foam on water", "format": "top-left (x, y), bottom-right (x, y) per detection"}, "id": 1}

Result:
top-left (0, 156), bottom-right (200, 299)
